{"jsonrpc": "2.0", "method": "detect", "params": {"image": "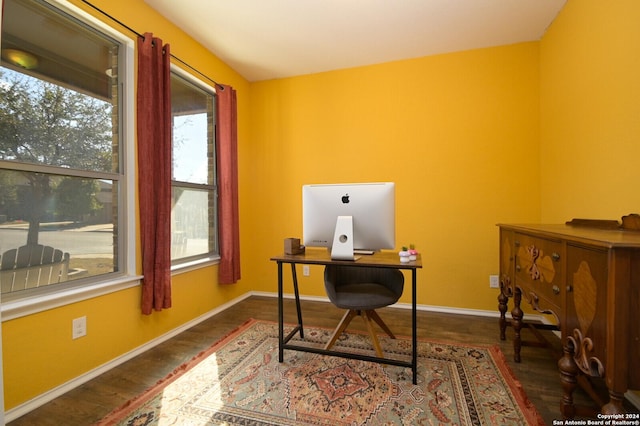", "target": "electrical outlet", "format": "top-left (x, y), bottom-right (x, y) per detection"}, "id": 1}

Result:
top-left (303, 265), bottom-right (310, 276)
top-left (72, 316), bottom-right (87, 339)
top-left (489, 275), bottom-right (500, 289)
